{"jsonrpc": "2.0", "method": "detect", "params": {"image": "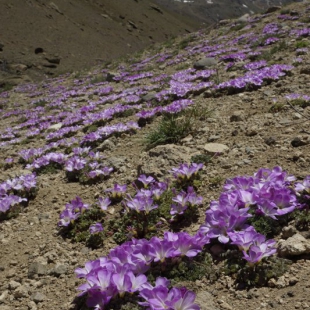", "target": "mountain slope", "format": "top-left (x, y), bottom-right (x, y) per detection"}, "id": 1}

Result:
top-left (0, 0), bottom-right (200, 83)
